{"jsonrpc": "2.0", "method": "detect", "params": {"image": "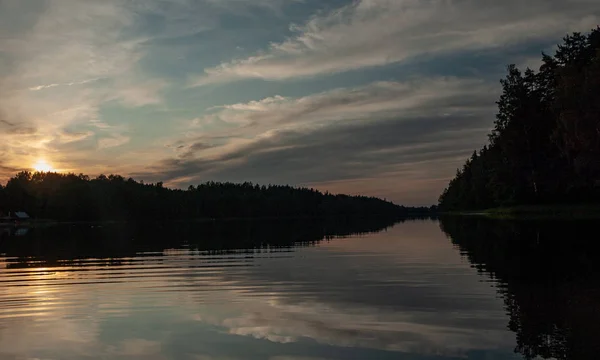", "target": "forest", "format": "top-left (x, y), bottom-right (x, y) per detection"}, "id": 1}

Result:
top-left (0, 171), bottom-right (431, 221)
top-left (439, 29), bottom-right (600, 211)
